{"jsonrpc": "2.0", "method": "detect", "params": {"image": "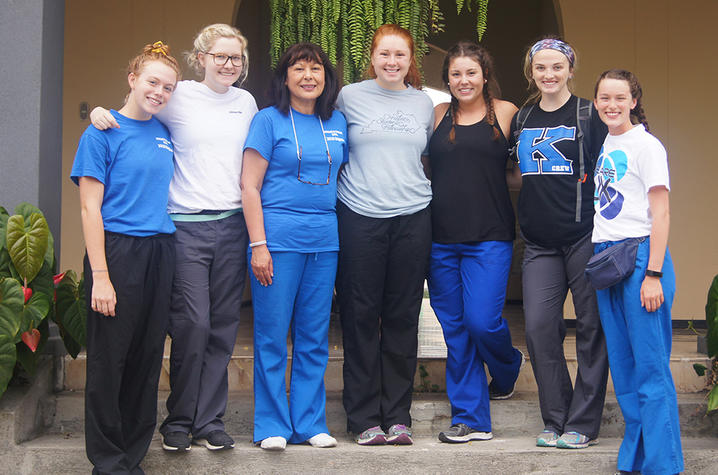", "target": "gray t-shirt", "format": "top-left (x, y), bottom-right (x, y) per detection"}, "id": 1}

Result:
top-left (336, 79), bottom-right (433, 218)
